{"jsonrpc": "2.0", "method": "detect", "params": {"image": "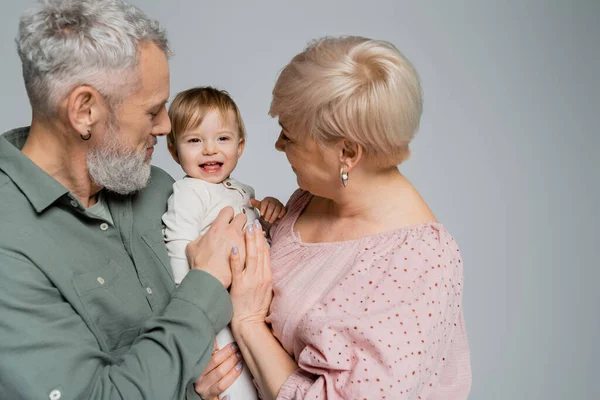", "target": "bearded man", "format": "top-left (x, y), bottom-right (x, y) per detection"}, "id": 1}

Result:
top-left (0, 1), bottom-right (246, 399)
